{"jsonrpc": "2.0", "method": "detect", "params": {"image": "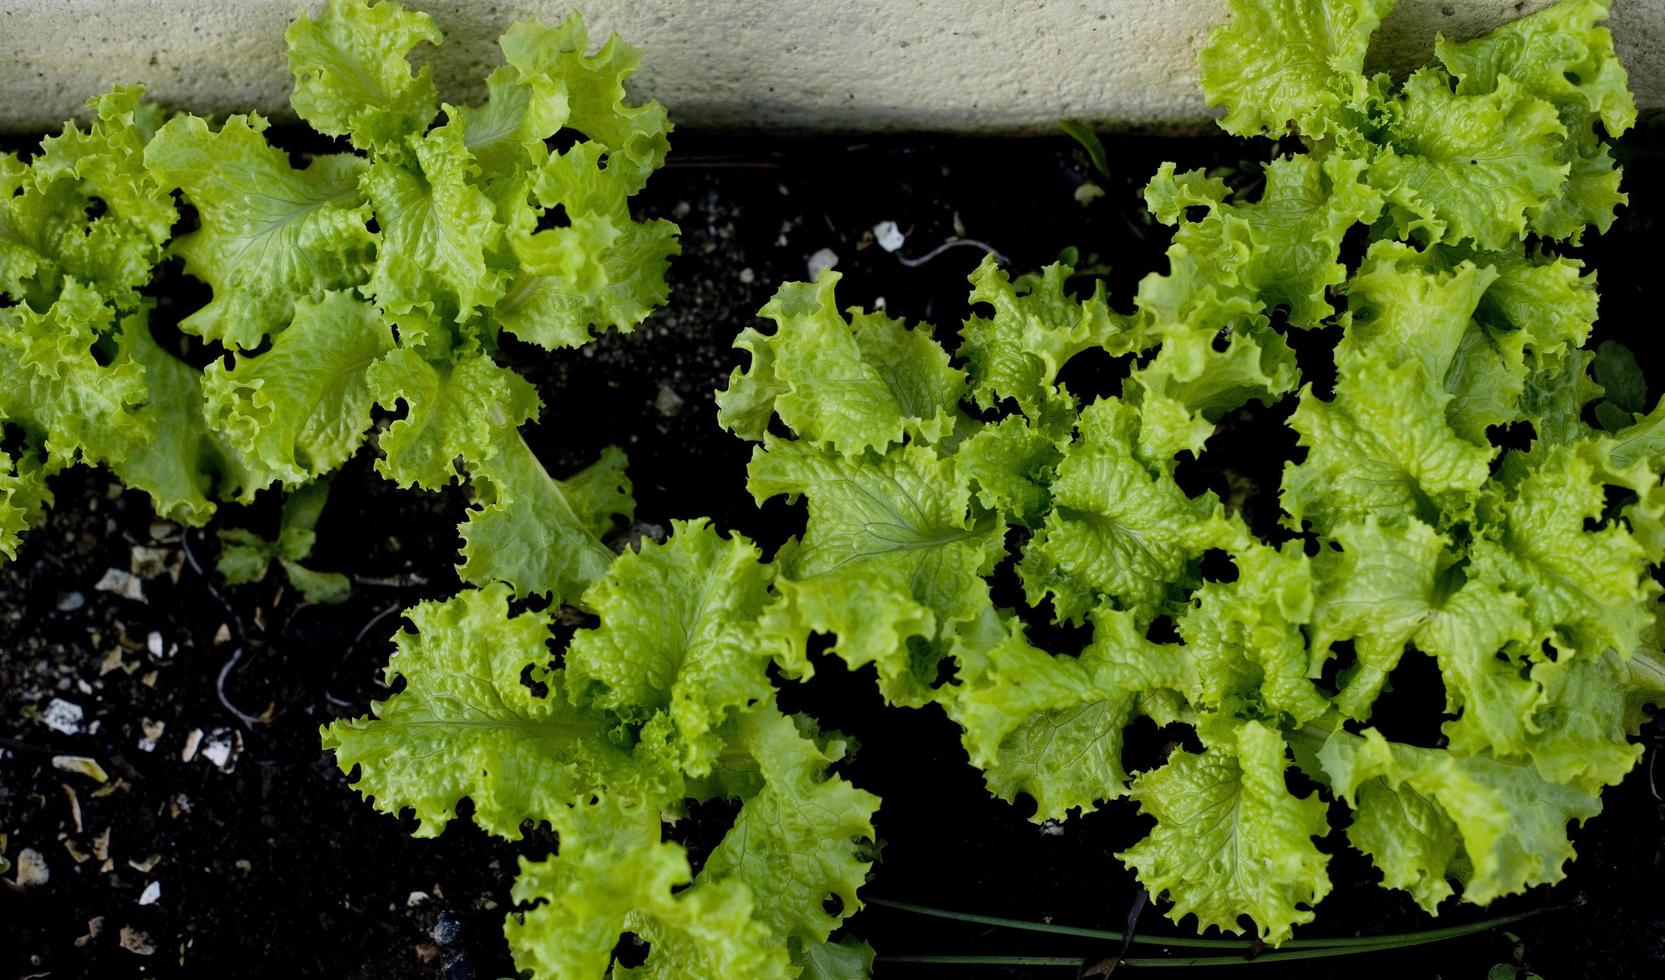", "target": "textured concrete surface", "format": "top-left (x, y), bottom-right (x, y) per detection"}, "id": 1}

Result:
top-left (0, 0), bottom-right (1660, 134)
